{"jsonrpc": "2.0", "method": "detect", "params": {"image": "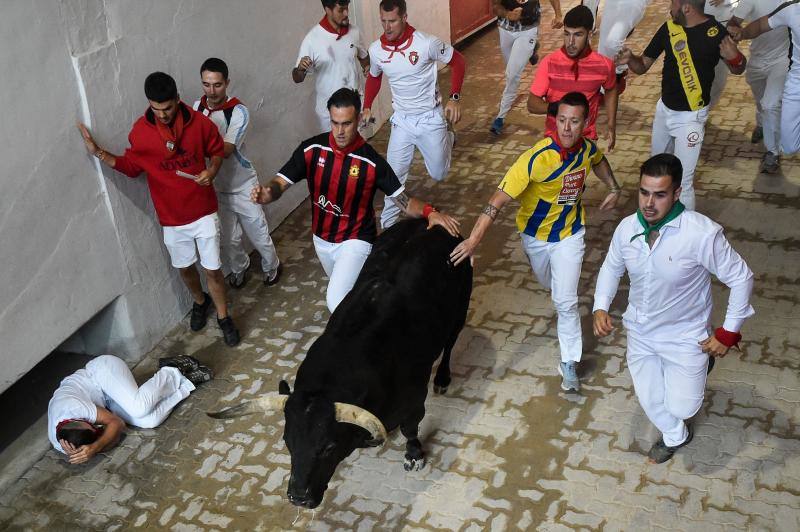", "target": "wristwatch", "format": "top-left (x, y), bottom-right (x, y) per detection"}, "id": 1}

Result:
top-left (449, 93), bottom-right (461, 102)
